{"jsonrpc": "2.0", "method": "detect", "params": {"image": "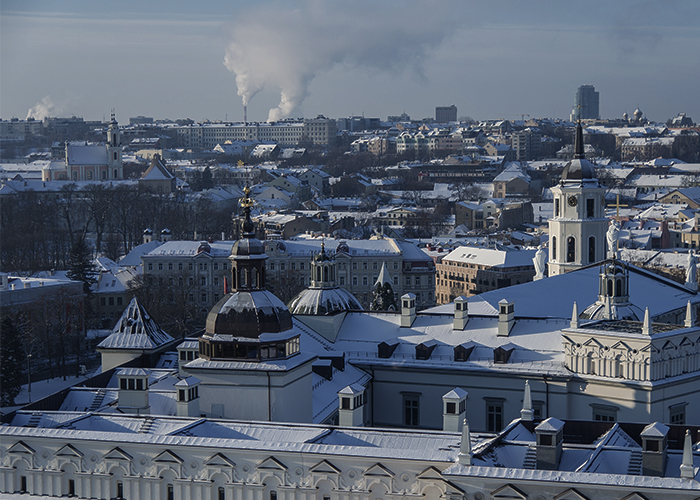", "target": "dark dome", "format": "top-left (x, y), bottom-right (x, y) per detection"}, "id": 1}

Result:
top-left (288, 287), bottom-right (363, 315)
top-left (206, 290), bottom-right (292, 338)
top-left (561, 158), bottom-right (596, 181)
top-left (231, 237), bottom-right (266, 259)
